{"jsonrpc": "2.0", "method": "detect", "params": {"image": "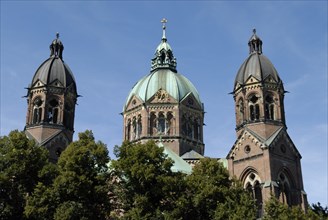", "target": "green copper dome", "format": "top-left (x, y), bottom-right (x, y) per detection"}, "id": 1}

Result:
top-left (124, 21), bottom-right (202, 110)
top-left (124, 69), bottom-right (202, 109)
